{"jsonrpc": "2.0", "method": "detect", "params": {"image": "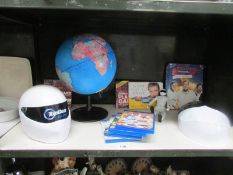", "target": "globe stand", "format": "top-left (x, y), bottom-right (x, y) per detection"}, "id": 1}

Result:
top-left (71, 95), bottom-right (108, 122)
